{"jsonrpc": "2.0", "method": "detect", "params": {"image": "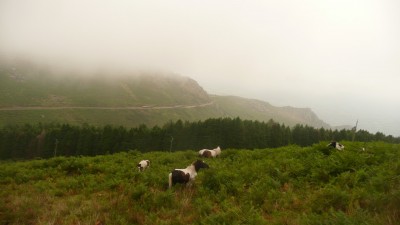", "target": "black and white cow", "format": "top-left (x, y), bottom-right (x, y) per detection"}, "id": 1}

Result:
top-left (137, 160), bottom-right (150, 172)
top-left (327, 141), bottom-right (345, 150)
top-left (168, 160), bottom-right (209, 188)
